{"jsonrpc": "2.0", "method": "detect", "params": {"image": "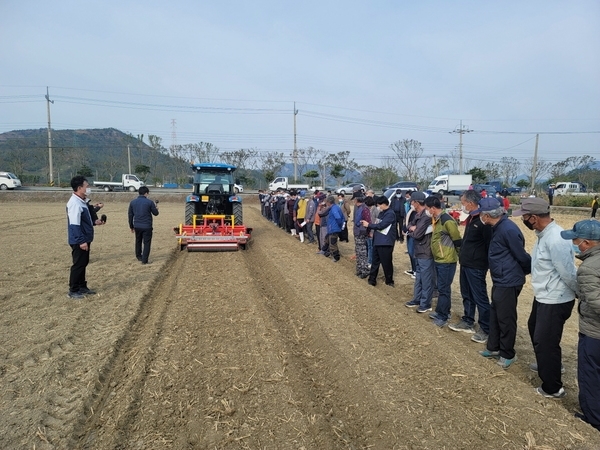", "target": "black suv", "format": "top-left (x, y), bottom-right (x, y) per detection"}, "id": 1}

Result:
top-left (383, 181), bottom-right (418, 192)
